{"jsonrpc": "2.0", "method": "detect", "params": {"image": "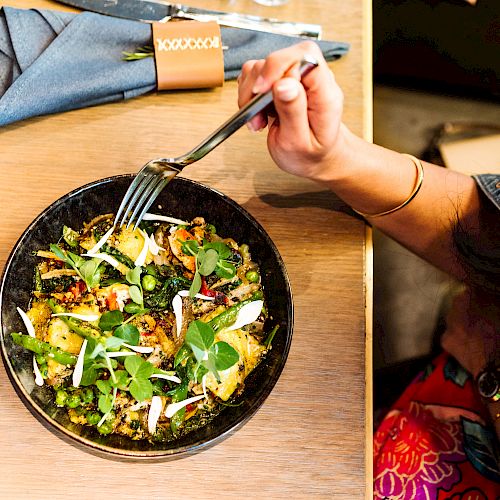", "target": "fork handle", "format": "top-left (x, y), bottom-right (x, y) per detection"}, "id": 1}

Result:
top-left (173, 56), bottom-right (319, 167)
